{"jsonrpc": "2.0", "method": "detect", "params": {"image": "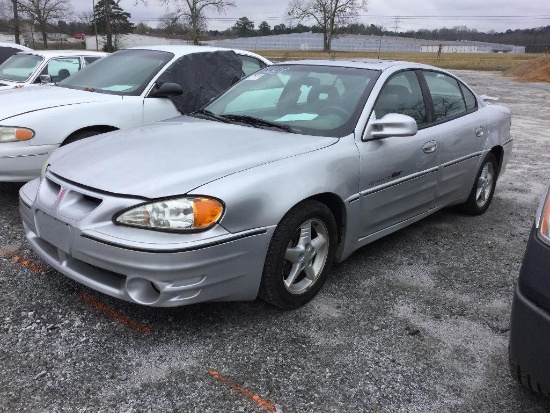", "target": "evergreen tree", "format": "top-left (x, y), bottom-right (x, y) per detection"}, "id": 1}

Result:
top-left (93, 0), bottom-right (133, 52)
